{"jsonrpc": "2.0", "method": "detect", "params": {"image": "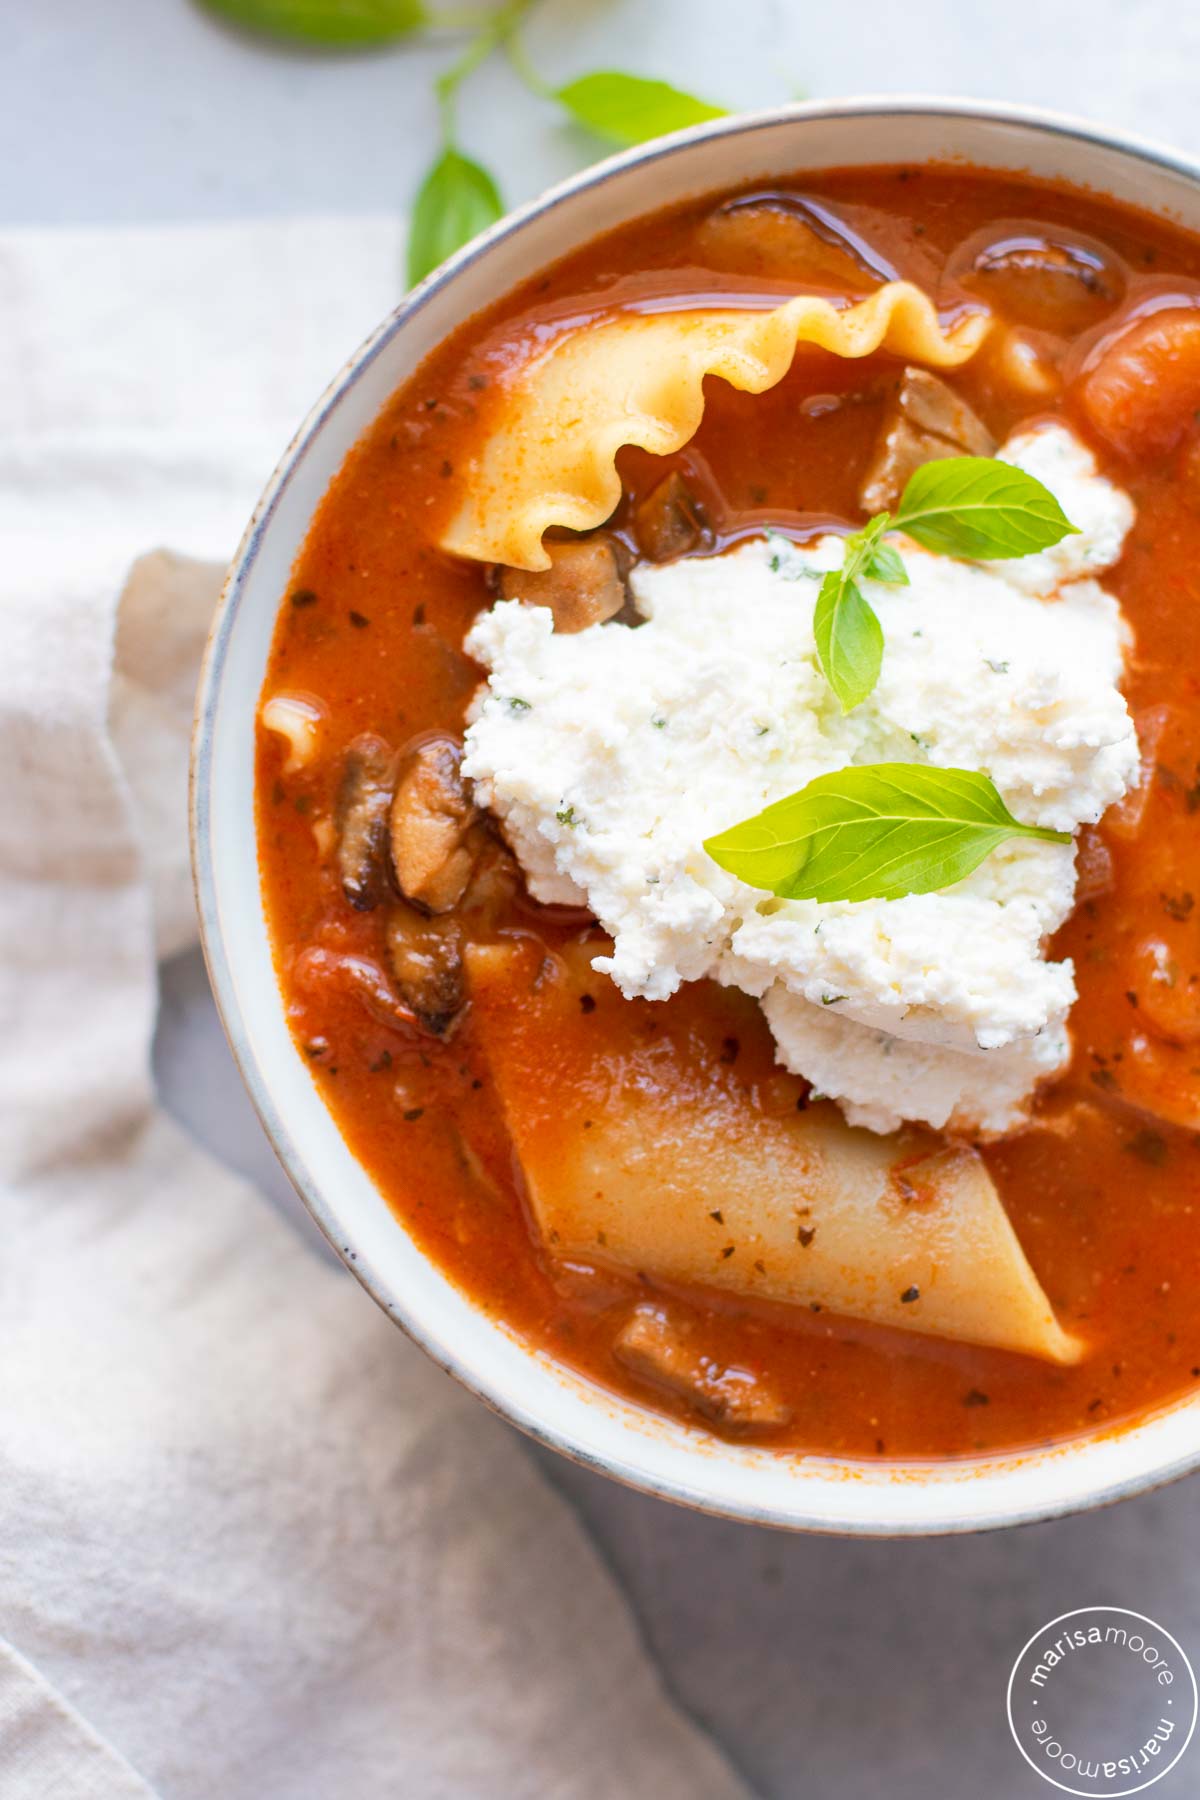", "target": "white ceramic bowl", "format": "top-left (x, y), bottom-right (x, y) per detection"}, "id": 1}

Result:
top-left (194, 97), bottom-right (1200, 1535)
